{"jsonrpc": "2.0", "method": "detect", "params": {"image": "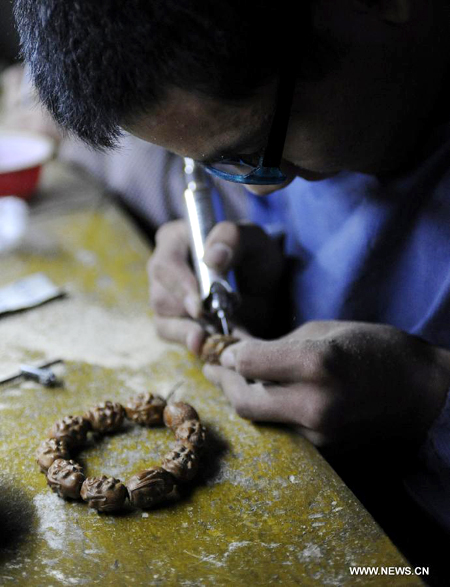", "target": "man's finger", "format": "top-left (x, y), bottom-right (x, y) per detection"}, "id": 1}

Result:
top-left (149, 220), bottom-right (201, 317)
top-left (148, 255), bottom-right (201, 318)
top-left (203, 364), bottom-right (328, 427)
top-left (203, 222), bottom-right (277, 278)
top-left (154, 219), bottom-right (190, 261)
top-left (154, 316), bottom-right (206, 354)
top-left (150, 282), bottom-right (187, 317)
top-left (294, 426), bottom-right (329, 447)
top-left (150, 259), bottom-right (199, 299)
top-left (220, 338), bottom-right (332, 383)
top-left (203, 221), bottom-right (239, 272)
